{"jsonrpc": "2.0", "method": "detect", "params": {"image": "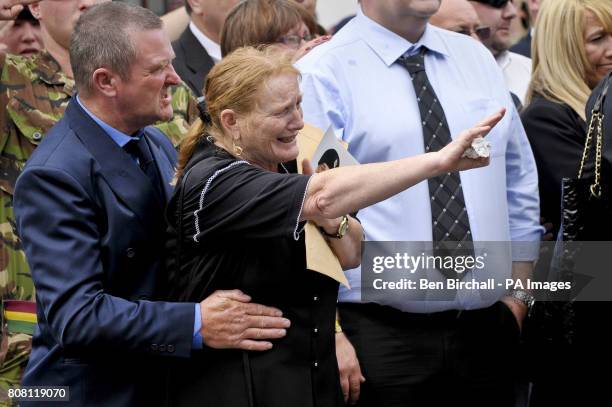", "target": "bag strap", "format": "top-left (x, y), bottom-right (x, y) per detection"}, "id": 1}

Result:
top-left (593, 73), bottom-right (611, 114)
top-left (577, 74), bottom-right (611, 198)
